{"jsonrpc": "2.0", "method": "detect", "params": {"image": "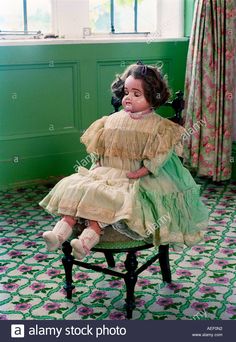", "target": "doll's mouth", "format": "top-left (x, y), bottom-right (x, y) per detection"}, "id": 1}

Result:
top-left (124, 103), bottom-right (132, 110)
